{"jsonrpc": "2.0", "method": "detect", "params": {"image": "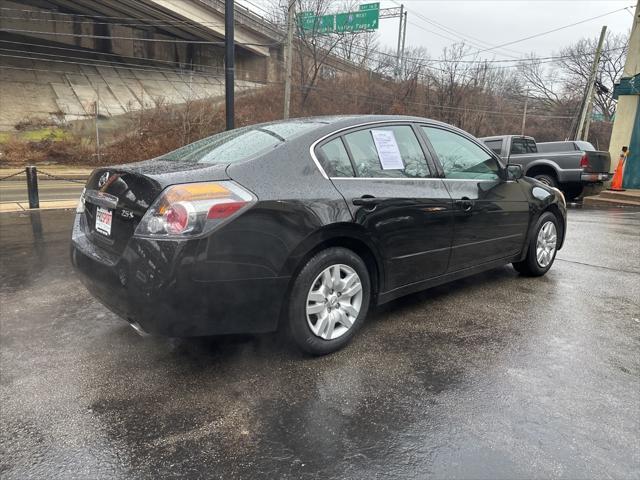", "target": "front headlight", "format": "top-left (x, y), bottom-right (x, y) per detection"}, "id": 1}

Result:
top-left (134, 181), bottom-right (255, 238)
top-left (551, 187), bottom-right (566, 207)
